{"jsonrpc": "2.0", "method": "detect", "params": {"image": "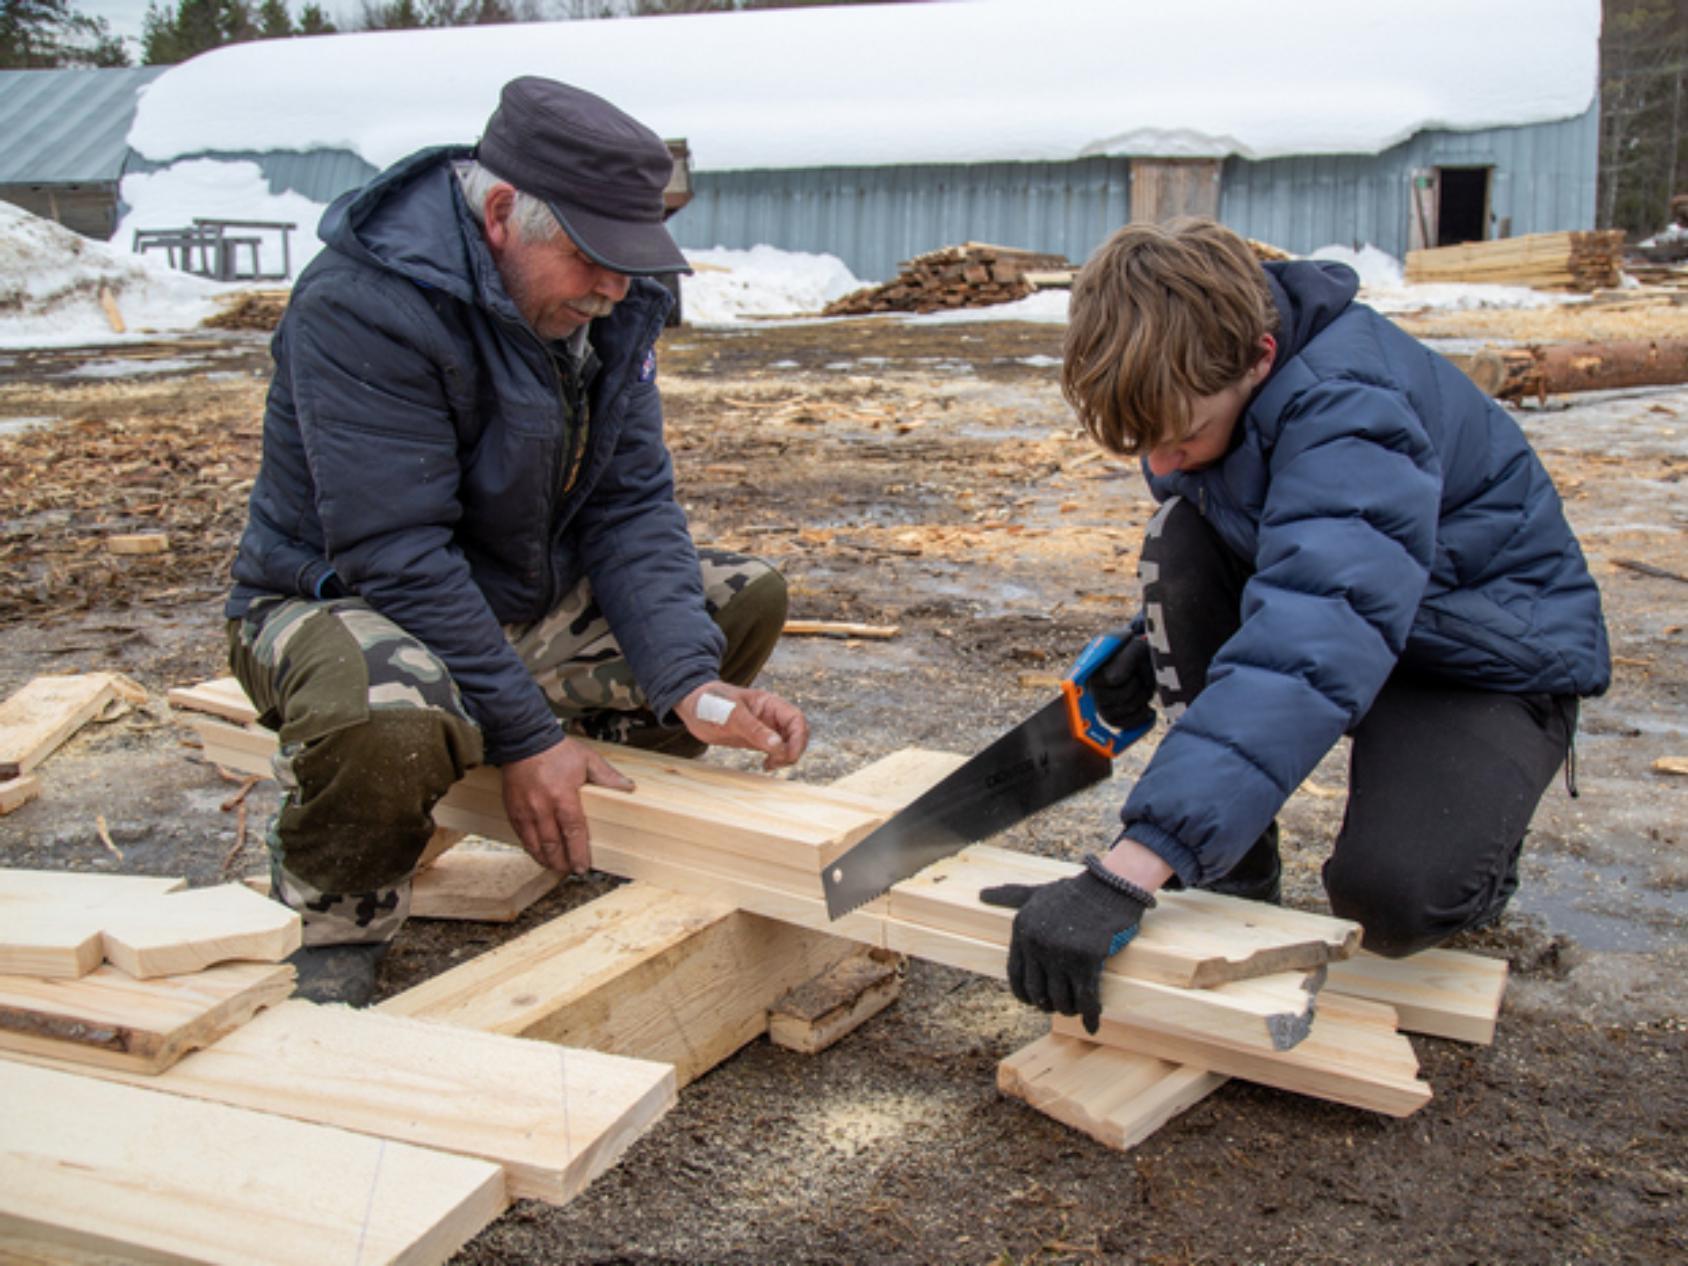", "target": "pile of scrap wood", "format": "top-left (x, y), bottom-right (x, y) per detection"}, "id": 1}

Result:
top-left (0, 867), bottom-right (677, 1263)
top-left (201, 288), bottom-right (290, 331)
top-left (823, 242), bottom-right (1072, 315)
top-left (1404, 229), bottom-right (1625, 291)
